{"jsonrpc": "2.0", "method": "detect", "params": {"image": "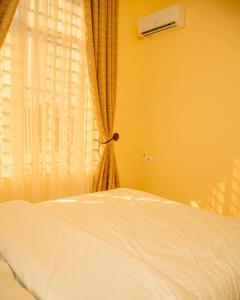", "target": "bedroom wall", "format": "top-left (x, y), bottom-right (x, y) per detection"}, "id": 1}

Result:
top-left (115, 0), bottom-right (240, 217)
